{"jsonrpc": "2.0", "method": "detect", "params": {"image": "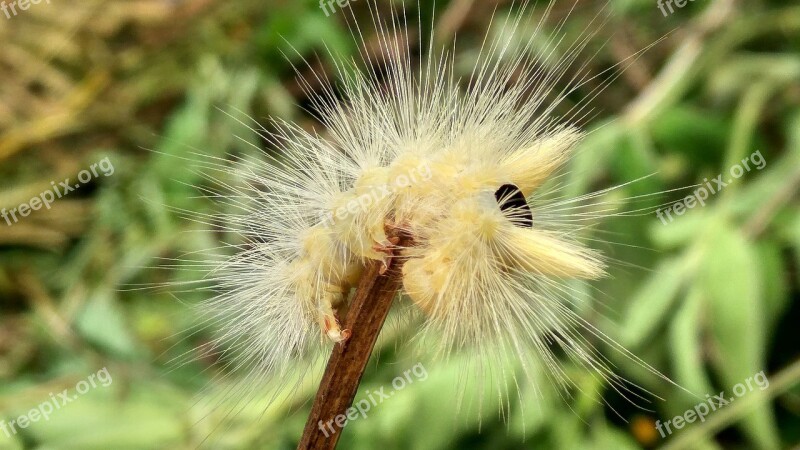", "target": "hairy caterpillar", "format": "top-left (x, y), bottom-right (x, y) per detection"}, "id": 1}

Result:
top-left (172, 0), bottom-right (679, 437)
